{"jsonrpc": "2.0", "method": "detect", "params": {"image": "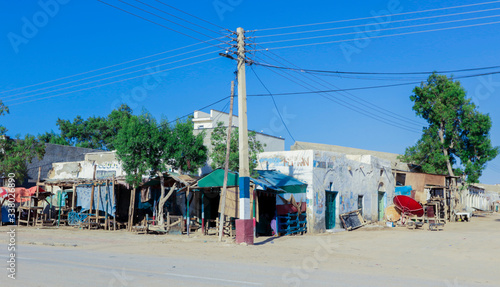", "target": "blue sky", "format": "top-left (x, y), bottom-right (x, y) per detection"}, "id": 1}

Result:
top-left (1, 0), bottom-right (500, 184)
